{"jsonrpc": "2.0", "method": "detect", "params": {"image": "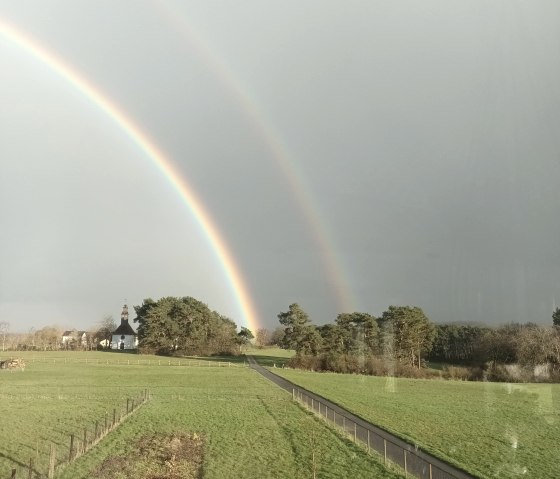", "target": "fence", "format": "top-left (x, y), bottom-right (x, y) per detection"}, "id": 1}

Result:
top-left (21, 357), bottom-right (243, 368)
top-left (292, 387), bottom-right (474, 479)
top-left (7, 389), bottom-right (150, 479)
